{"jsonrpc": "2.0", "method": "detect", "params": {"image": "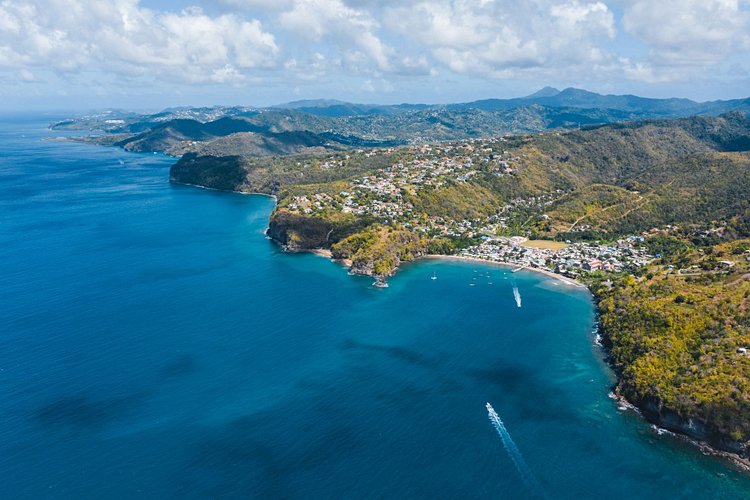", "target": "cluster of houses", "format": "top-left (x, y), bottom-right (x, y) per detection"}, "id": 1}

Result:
top-left (460, 235), bottom-right (653, 278)
top-left (287, 193), bottom-right (336, 214)
top-left (280, 138), bottom-right (657, 279)
top-left (349, 141), bottom-right (523, 197)
top-left (283, 139), bottom-right (528, 224)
